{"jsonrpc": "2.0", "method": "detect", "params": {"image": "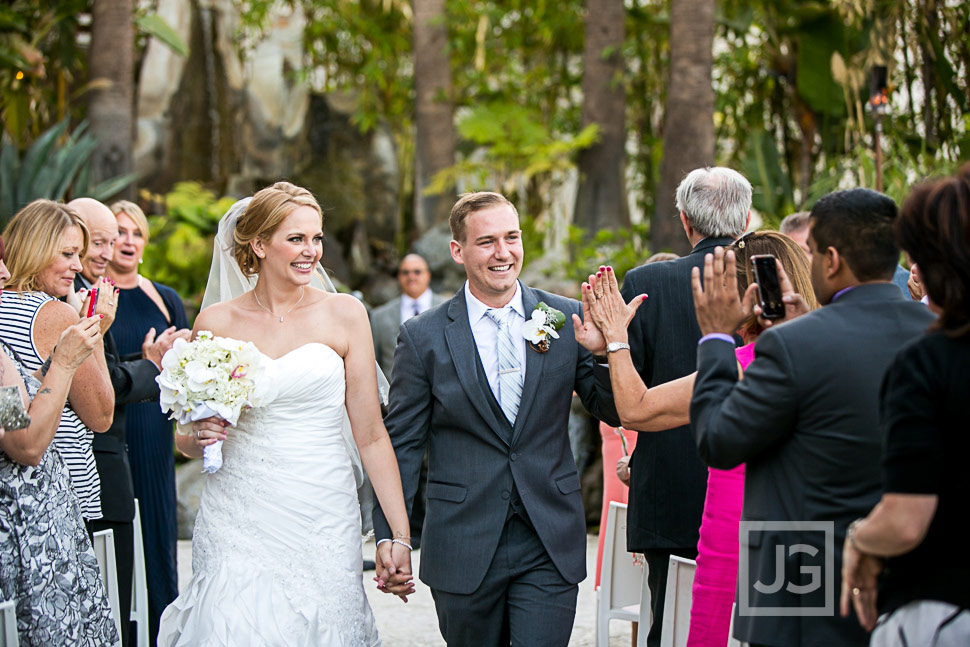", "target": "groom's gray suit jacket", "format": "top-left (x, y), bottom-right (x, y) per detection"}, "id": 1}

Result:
top-left (373, 283), bottom-right (620, 595)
